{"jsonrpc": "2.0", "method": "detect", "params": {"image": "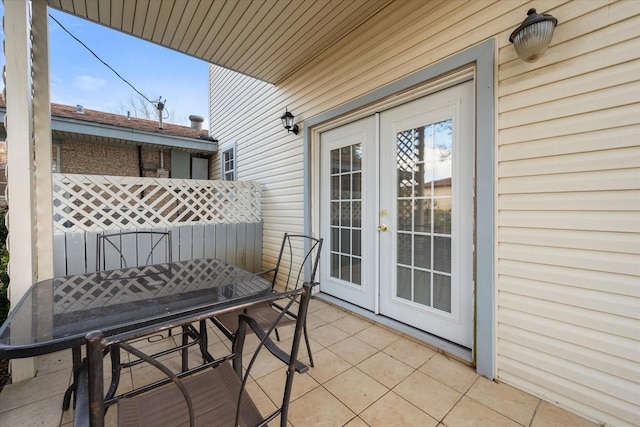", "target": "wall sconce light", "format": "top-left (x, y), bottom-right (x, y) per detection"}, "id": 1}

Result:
top-left (509, 8), bottom-right (558, 63)
top-left (280, 108), bottom-right (299, 135)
